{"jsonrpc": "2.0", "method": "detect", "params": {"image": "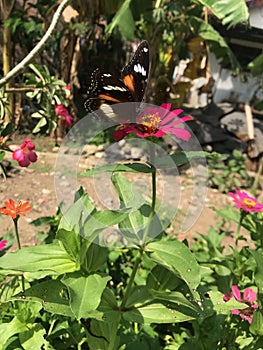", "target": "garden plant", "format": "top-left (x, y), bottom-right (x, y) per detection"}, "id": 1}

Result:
top-left (0, 1), bottom-right (263, 349)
